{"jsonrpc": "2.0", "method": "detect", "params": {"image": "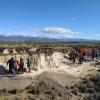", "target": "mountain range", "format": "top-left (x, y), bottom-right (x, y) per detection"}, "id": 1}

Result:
top-left (0, 35), bottom-right (99, 42)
